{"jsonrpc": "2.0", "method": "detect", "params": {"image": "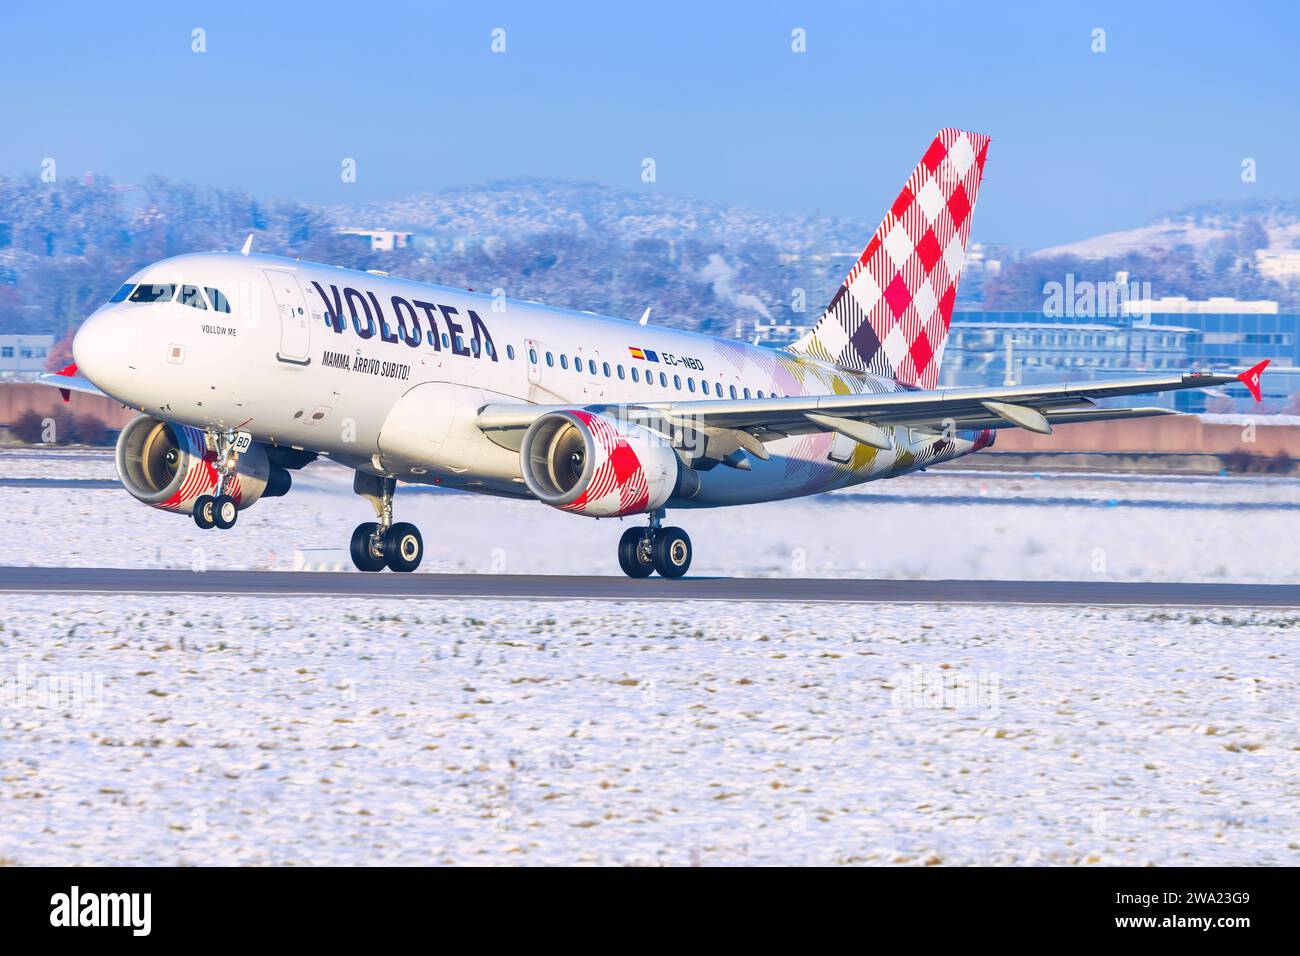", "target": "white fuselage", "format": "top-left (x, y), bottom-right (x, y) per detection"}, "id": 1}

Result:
top-left (73, 252), bottom-right (986, 508)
